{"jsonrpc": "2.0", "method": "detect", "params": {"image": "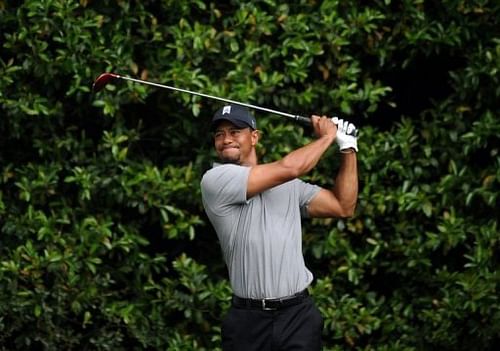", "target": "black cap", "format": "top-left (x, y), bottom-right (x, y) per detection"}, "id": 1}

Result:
top-left (211, 104), bottom-right (257, 130)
